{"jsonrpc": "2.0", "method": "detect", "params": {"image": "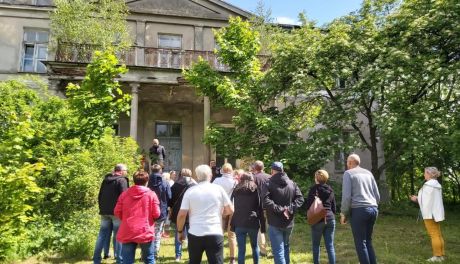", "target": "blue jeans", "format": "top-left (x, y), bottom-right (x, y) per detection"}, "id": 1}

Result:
top-left (154, 219), bottom-right (165, 258)
top-left (268, 225), bottom-right (292, 264)
top-left (93, 215), bottom-right (122, 264)
top-left (311, 218), bottom-right (336, 264)
top-left (103, 221), bottom-right (112, 257)
top-left (122, 241), bottom-right (155, 264)
top-left (235, 227), bottom-right (260, 264)
top-left (350, 207), bottom-right (378, 264)
top-left (175, 224), bottom-right (188, 258)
